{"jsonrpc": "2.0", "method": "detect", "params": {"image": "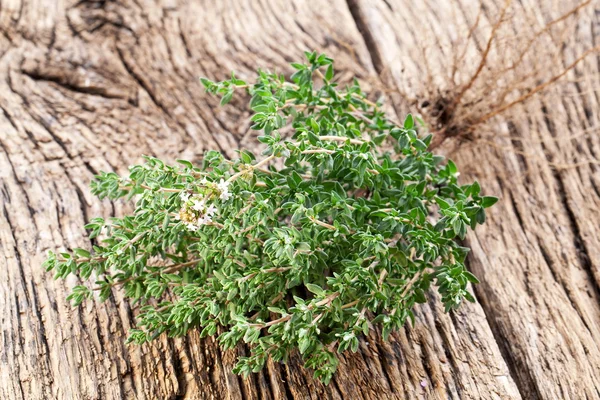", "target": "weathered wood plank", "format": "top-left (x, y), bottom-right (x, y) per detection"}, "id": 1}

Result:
top-left (1, 0), bottom-right (523, 398)
top-left (348, 0), bottom-right (600, 398)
